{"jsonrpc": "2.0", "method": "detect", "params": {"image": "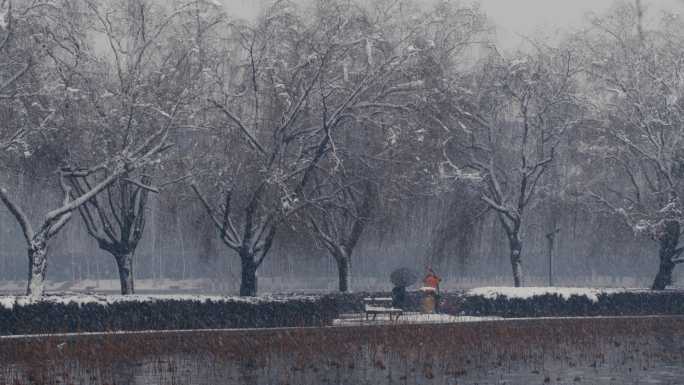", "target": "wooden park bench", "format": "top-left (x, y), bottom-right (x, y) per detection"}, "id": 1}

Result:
top-left (363, 297), bottom-right (403, 322)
